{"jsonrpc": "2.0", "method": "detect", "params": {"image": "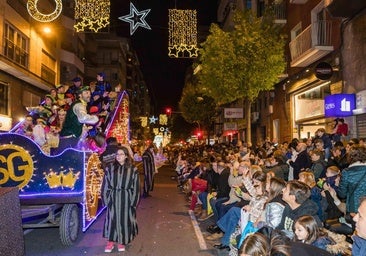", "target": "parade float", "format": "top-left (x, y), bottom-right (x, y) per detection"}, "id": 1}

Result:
top-left (0, 91), bottom-right (130, 245)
